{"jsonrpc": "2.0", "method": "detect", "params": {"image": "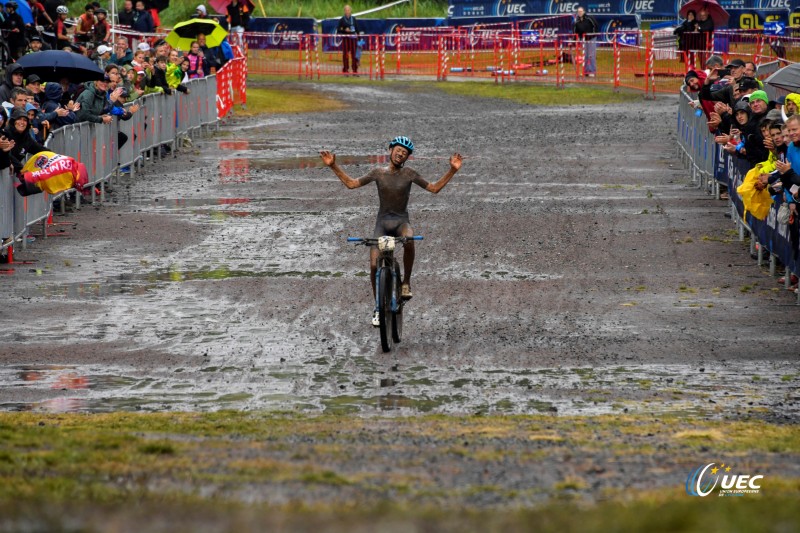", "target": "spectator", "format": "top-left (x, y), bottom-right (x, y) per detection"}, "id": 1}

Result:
top-left (148, 55), bottom-right (174, 94)
top-left (719, 91), bottom-right (771, 168)
top-left (1, 2), bottom-right (27, 60)
top-left (109, 36), bottom-right (134, 66)
top-left (227, 0), bottom-right (250, 44)
top-left (337, 5), bottom-right (359, 75)
top-left (30, 0), bottom-right (54, 30)
top-left (74, 3), bottom-right (95, 44)
top-left (104, 64), bottom-right (122, 89)
top-left (75, 75), bottom-right (118, 125)
top-left (41, 83), bottom-right (78, 130)
top-left (3, 107), bottom-right (48, 172)
top-left (166, 50), bottom-right (191, 93)
top-left (186, 41), bottom-right (205, 79)
top-left (197, 33), bottom-right (225, 75)
top-left (695, 7), bottom-right (714, 62)
top-left (24, 75), bottom-right (44, 106)
top-left (674, 9), bottom-right (696, 60)
top-left (2, 87), bottom-right (31, 117)
top-left (108, 87), bottom-right (139, 151)
top-left (54, 5), bottom-right (71, 50)
top-left (573, 6), bottom-right (598, 78)
top-left (132, 0), bottom-right (155, 34)
top-left (95, 44), bottom-right (113, 69)
top-left (26, 35), bottom-right (47, 54)
top-left (783, 94), bottom-right (800, 122)
top-left (0, 108), bottom-right (12, 173)
top-left (196, 4), bottom-right (208, 18)
top-left (120, 65), bottom-right (143, 100)
top-left (93, 8), bottom-right (111, 45)
top-left (0, 64), bottom-right (25, 106)
top-left (118, 0), bottom-right (135, 27)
